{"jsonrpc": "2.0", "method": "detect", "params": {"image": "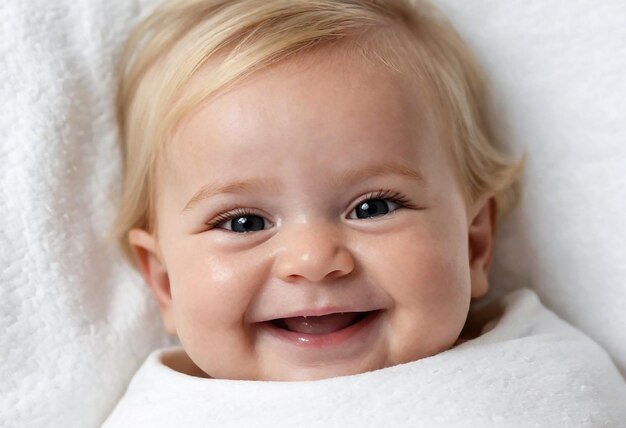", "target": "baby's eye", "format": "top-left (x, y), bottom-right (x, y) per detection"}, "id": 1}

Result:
top-left (208, 209), bottom-right (268, 233)
top-left (348, 198), bottom-right (401, 219)
top-left (223, 215), bottom-right (266, 233)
